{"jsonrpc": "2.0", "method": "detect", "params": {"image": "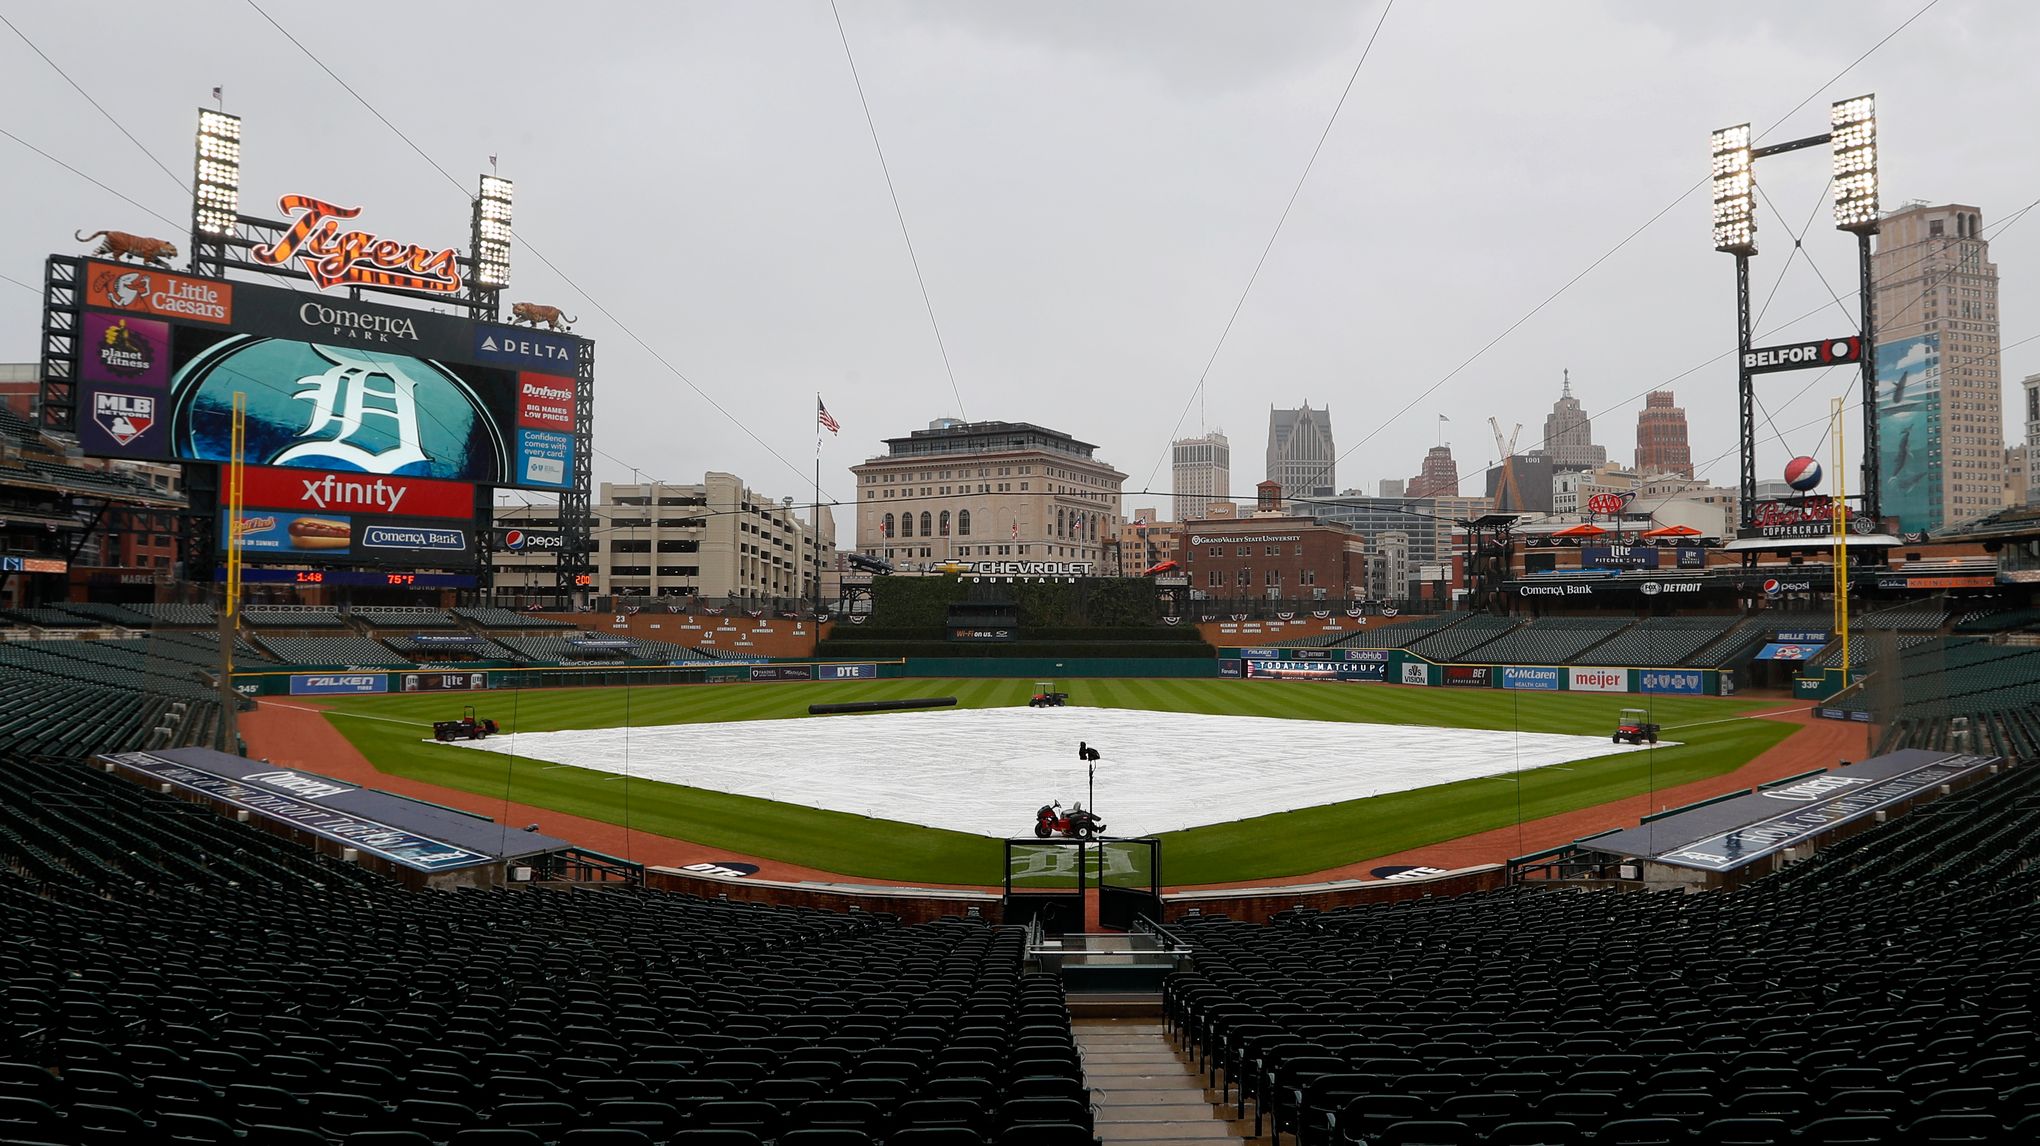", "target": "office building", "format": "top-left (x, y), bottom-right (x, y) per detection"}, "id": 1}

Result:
top-left (1634, 390), bottom-right (1694, 478)
top-left (1406, 445), bottom-right (1460, 498)
top-left (2026, 373), bottom-right (2040, 505)
top-left (851, 419), bottom-right (1122, 569)
top-left (1543, 370), bottom-right (1607, 471)
top-left (1368, 529), bottom-right (1412, 602)
top-left (1179, 513), bottom-right (1365, 600)
top-left (1377, 478), bottom-right (1406, 498)
top-left (1486, 452), bottom-right (1556, 514)
top-left (1266, 404), bottom-right (1336, 502)
top-left (1116, 508), bottom-right (1180, 577)
top-left (1171, 431), bottom-right (1230, 522)
top-left (1307, 492), bottom-right (1493, 572)
top-left (1872, 203), bottom-right (2002, 531)
top-left (492, 473), bottom-right (834, 600)
top-left (2008, 446), bottom-right (2029, 509)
